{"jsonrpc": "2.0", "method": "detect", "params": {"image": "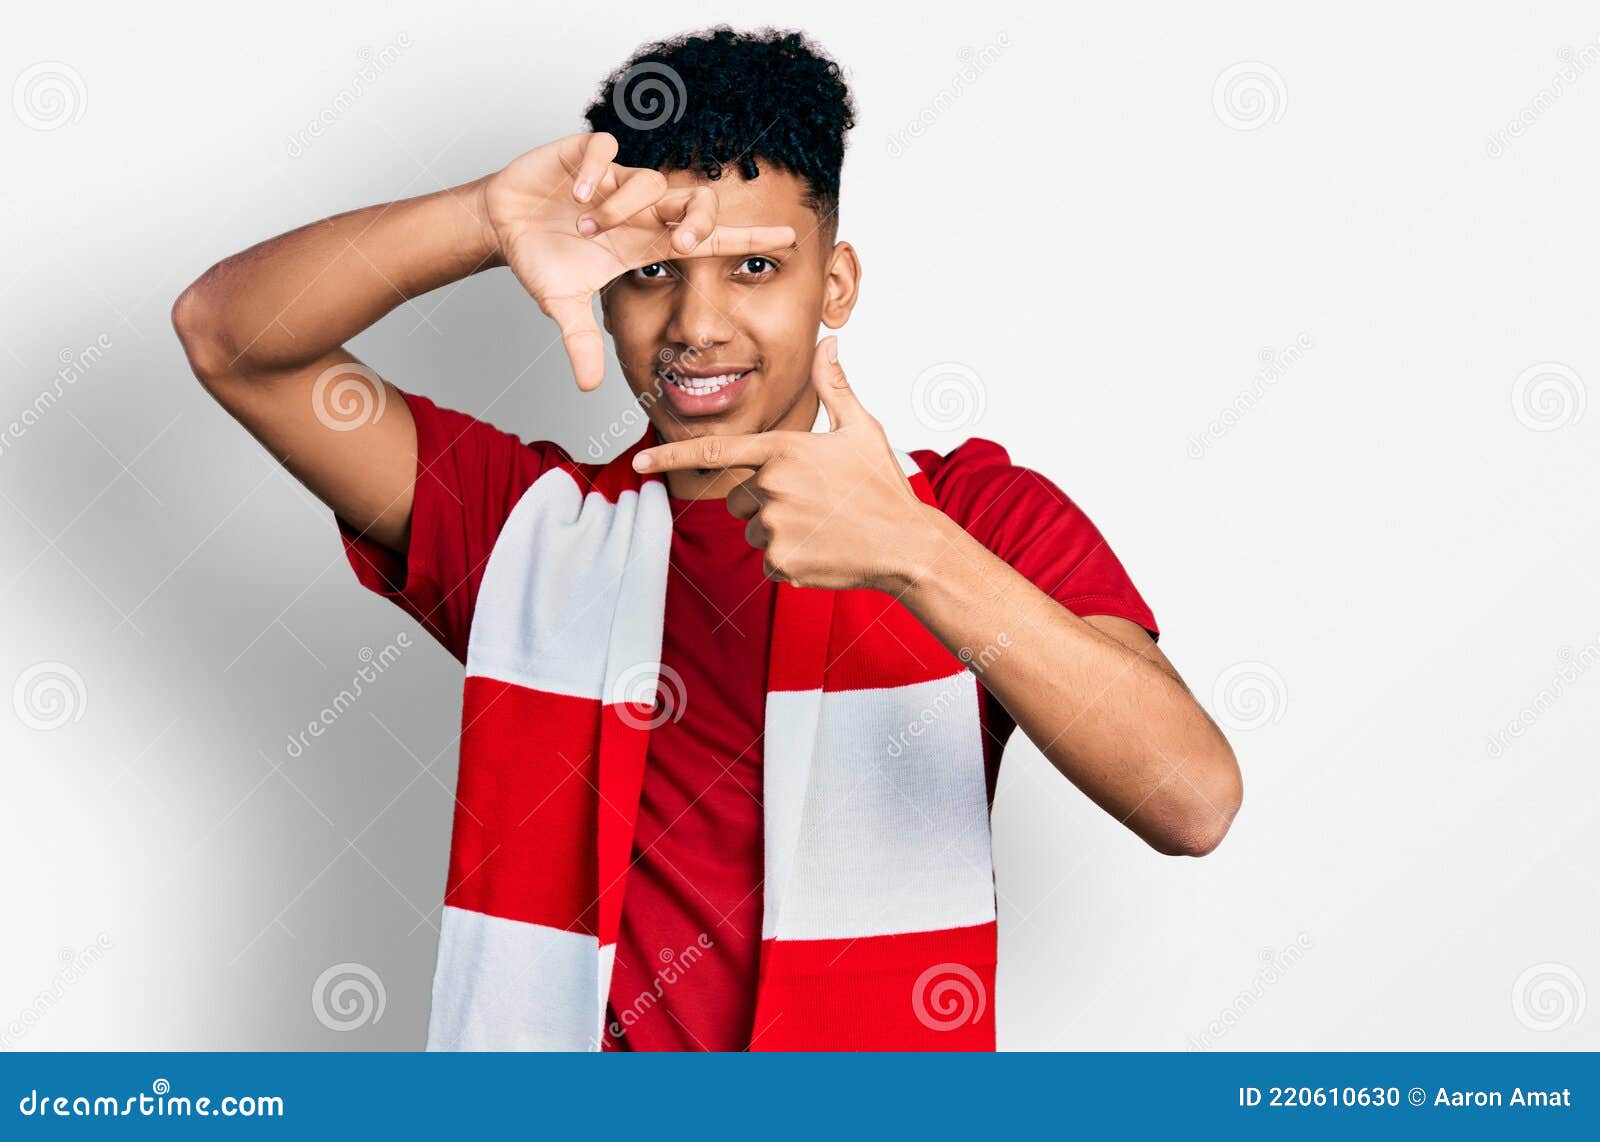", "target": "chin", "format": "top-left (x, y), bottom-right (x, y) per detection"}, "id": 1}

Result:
top-left (649, 409), bottom-right (762, 443)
